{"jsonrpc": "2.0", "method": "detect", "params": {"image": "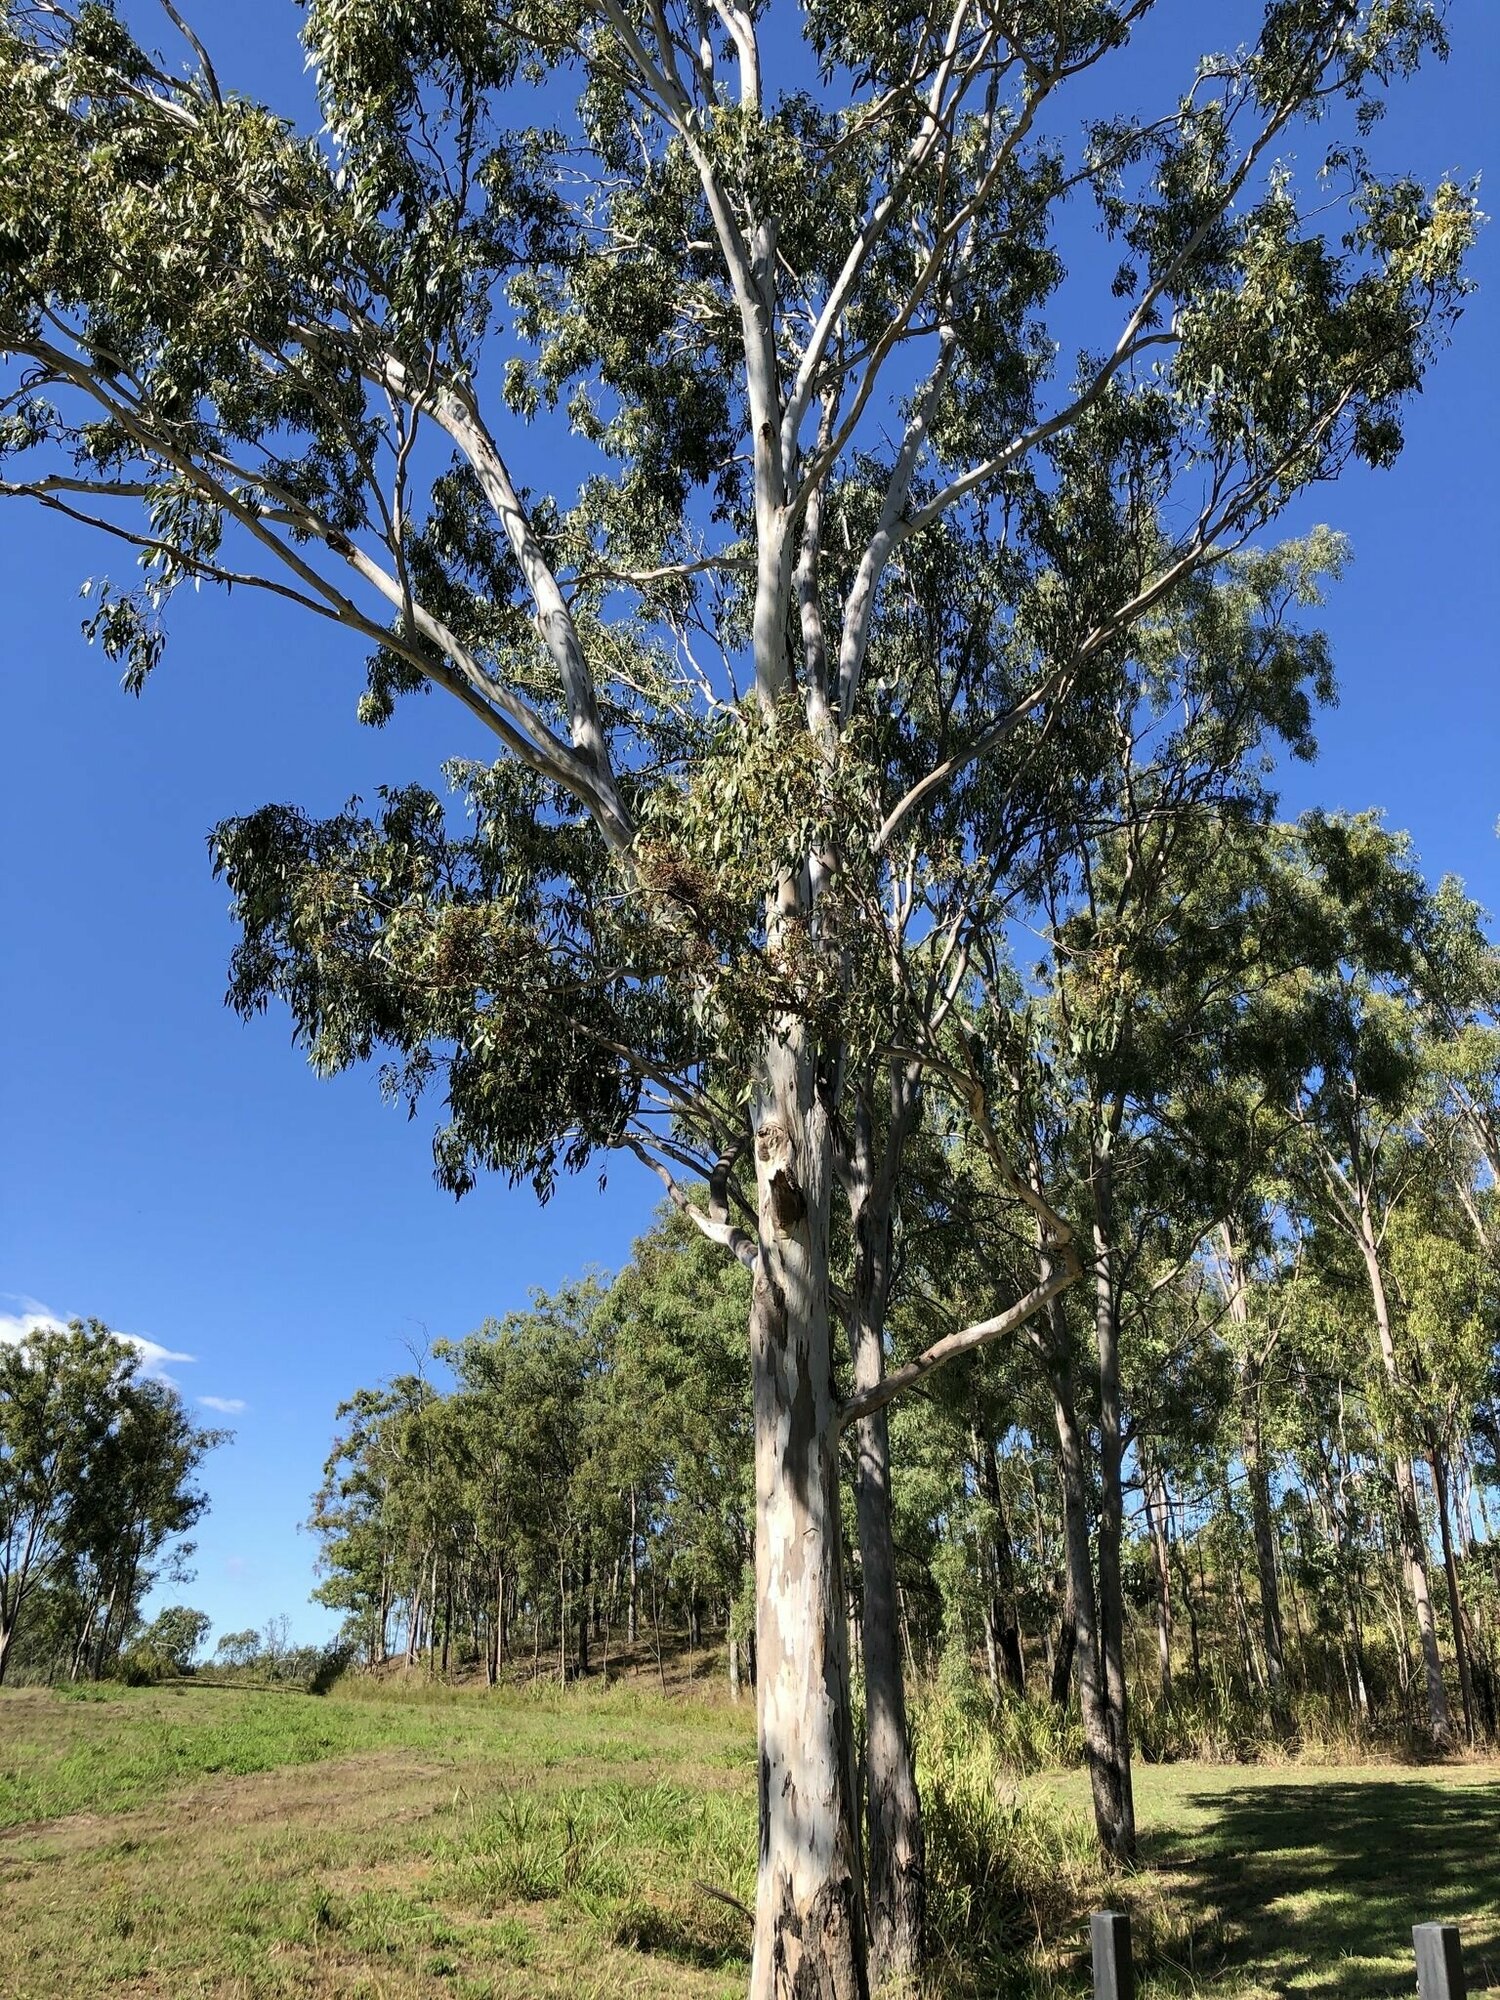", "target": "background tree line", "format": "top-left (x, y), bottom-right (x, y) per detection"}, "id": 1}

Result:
top-left (311, 801), bottom-right (1500, 1797)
